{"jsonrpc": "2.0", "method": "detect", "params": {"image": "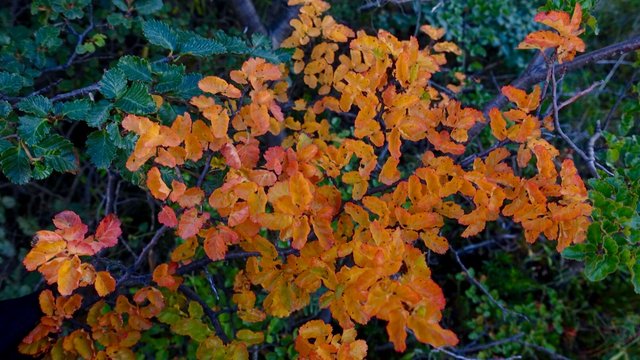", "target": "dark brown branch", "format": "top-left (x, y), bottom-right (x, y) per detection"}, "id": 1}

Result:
top-left (268, 5), bottom-right (301, 47)
top-left (229, 0), bottom-right (268, 35)
top-left (50, 83), bottom-right (100, 102)
top-left (179, 285), bottom-right (230, 343)
top-left (469, 35), bottom-right (640, 142)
